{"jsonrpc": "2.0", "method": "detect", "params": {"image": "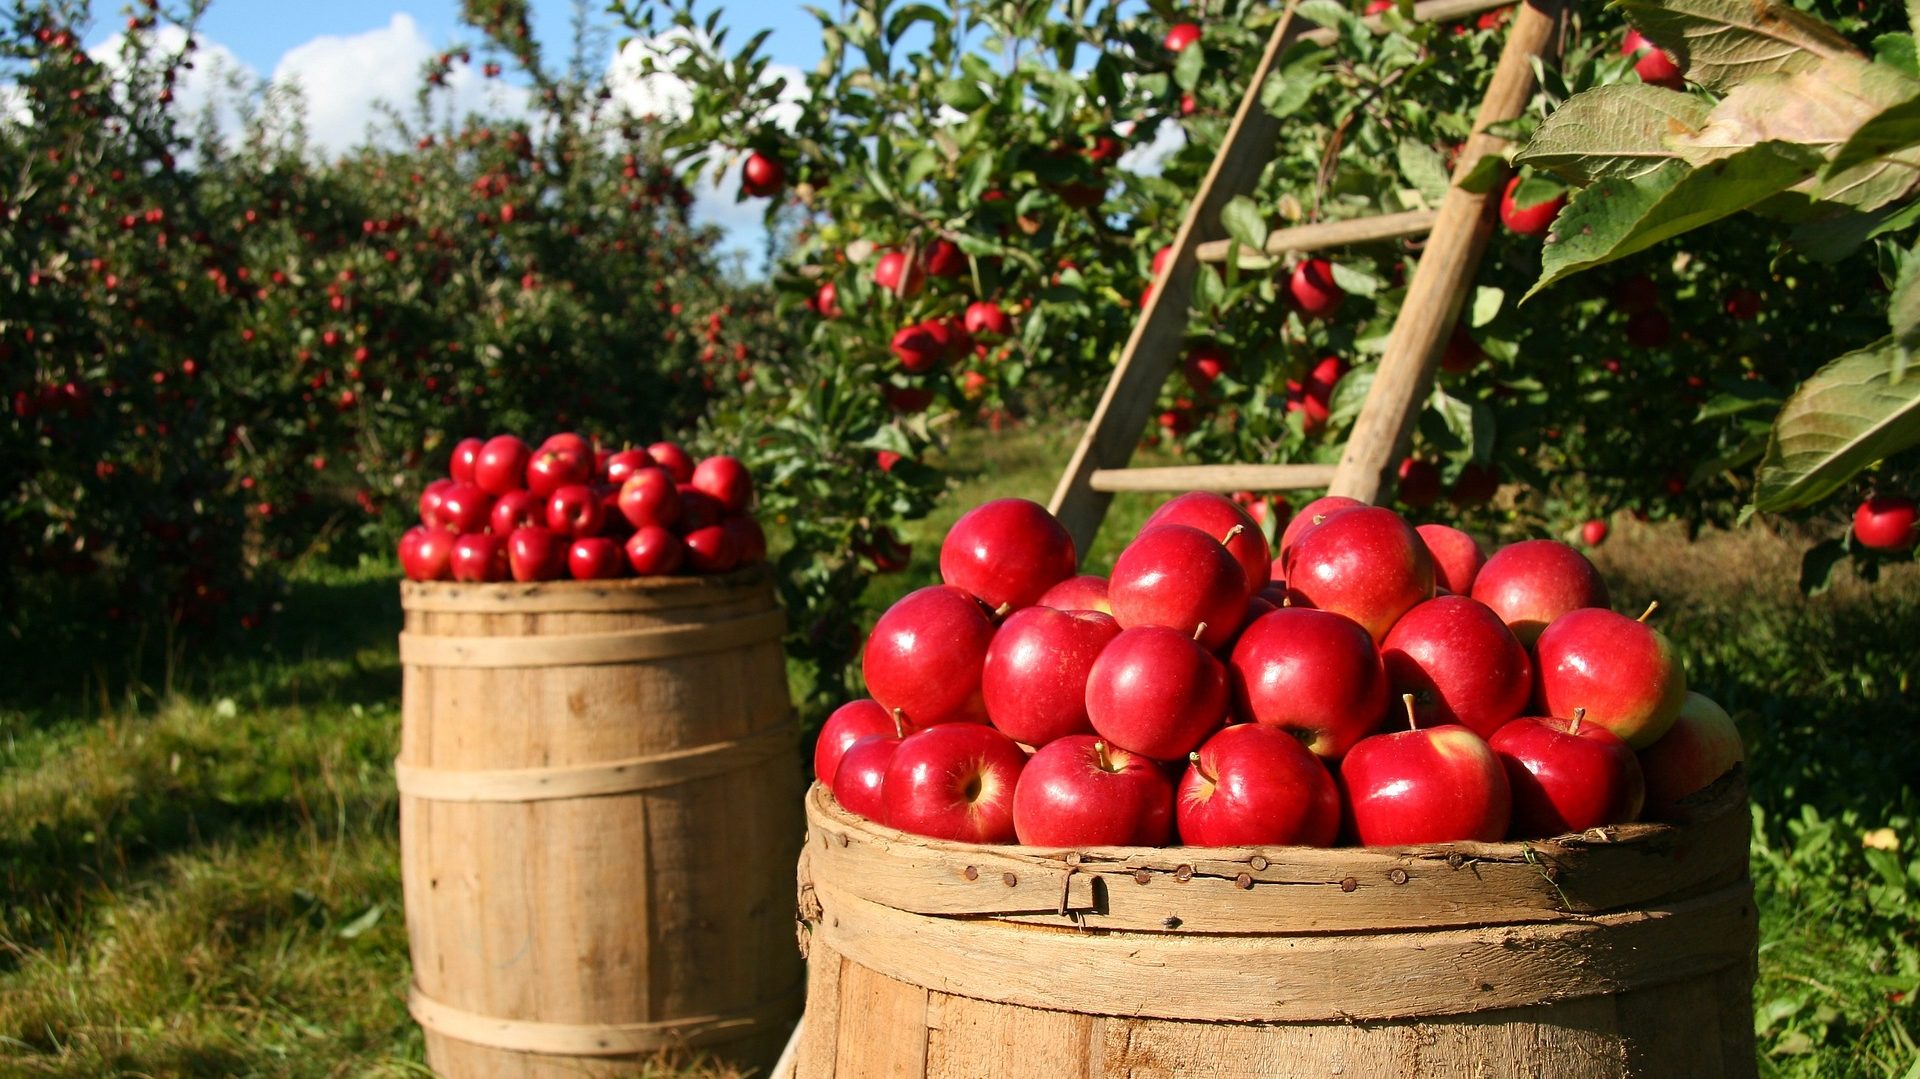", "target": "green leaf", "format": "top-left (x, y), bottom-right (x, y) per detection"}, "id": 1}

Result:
top-left (1890, 247), bottom-right (1920, 377)
top-left (935, 79), bottom-right (988, 112)
top-left (1695, 387), bottom-right (1781, 421)
top-left (1327, 366), bottom-right (1375, 431)
top-left (1823, 91), bottom-right (1920, 183)
top-left (336, 903), bottom-right (385, 940)
top-left (1220, 195), bottom-right (1269, 251)
top-left (1688, 427), bottom-right (1770, 485)
top-left (1260, 42), bottom-right (1330, 121)
top-left (1876, 33), bottom-right (1920, 78)
top-left (1456, 153), bottom-right (1506, 195)
top-left (1471, 286), bottom-right (1505, 327)
top-left (1788, 198), bottom-right (1920, 262)
top-left (885, 3), bottom-right (949, 45)
top-left (1397, 139), bottom-right (1450, 204)
top-left (1798, 537), bottom-right (1849, 596)
top-left (1174, 42), bottom-right (1206, 92)
top-left (1511, 175), bottom-right (1565, 208)
top-left (1515, 84), bottom-right (1713, 183)
top-left (1753, 337), bottom-right (1920, 512)
top-left (1616, 0), bottom-right (1864, 93)
top-left (1327, 261), bottom-right (1381, 298)
top-left (1525, 146), bottom-right (1821, 300)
